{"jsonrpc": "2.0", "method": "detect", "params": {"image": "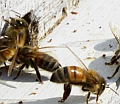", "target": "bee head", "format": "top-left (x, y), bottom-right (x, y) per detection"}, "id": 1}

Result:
top-left (87, 70), bottom-right (106, 96)
top-left (97, 77), bottom-right (106, 96)
top-left (10, 18), bottom-right (28, 28)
